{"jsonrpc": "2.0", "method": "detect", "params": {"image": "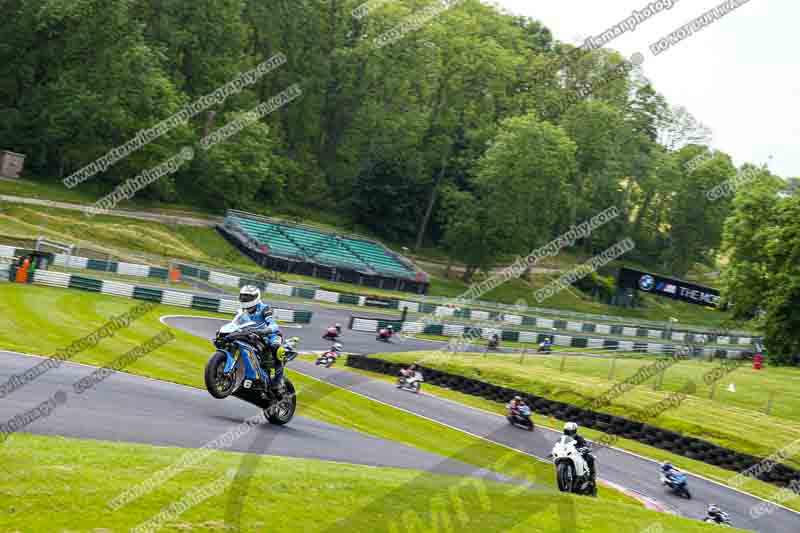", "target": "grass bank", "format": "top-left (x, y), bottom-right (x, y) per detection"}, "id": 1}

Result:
top-left (370, 350), bottom-right (800, 471)
top-left (0, 283), bottom-right (632, 505)
top-left (0, 433), bottom-right (729, 533)
top-left (341, 358), bottom-right (800, 514)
